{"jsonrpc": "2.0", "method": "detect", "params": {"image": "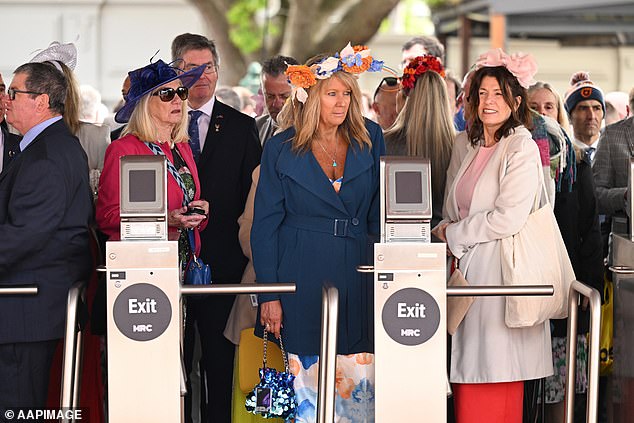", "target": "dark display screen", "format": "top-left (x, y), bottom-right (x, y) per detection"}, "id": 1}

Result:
top-left (395, 171), bottom-right (422, 204)
top-left (129, 170), bottom-right (156, 202)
